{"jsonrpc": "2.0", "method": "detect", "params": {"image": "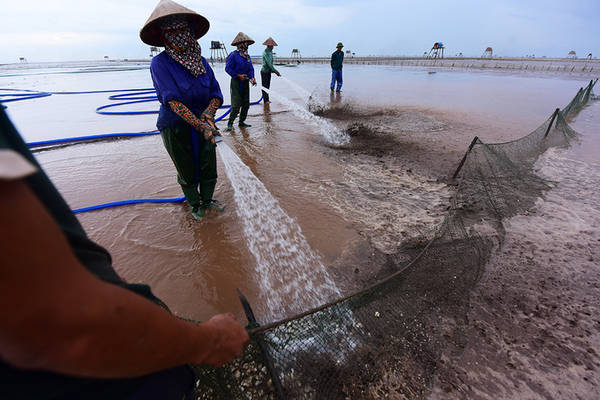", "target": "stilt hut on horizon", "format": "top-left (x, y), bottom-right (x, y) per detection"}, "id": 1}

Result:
top-left (427, 42), bottom-right (445, 59)
top-left (209, 41), bottom-right (228, 63)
